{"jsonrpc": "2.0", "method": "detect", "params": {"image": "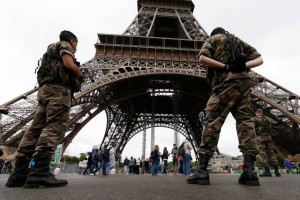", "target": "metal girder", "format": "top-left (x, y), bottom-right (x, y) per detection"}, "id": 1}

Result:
top-left (1, 55), bottom-right (300, 156)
